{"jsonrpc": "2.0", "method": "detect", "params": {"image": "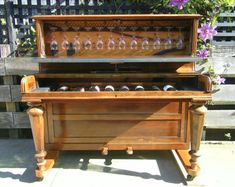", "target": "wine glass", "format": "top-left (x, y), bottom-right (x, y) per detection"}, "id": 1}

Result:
top-left (176, 27), bottom-right (185, 49)
top-left (119, 27), bottom-right (126, 50)
top-left (73, 35), bottom-right (80, 51)
top-left (119, 35), bottom-right (126, 50)
top-left (95, 27), bottom-right (104, 50)
top-left (130, 36), bottom-right (138, 50)
top-left (107, 27), bottom-right (115, 50)
top-left (50, 36), bottom-right (58, 51)
top-left (164, 27), bottom-right (172, 50)
top-left (84, 36), bottom-right (92, 50)
top-left (153, 27), bottom-right (161, 50)
top-left (130, 26), bottom-right (138, 50)
top-left (108, 34), bottom-right (115, 50)
top-left (72, 26), bottom-right (80, 32)
top-left (61, 26), bottom-right (69, 31)
top-left (61, 36), bottom-right (69, 50)
top-left (142, 27), bottom-right (149, 50)
top-left (96, 34), bottom-right (104, 50)
top-left (142, 37), bottom-right (149, 50)
top-left (50, 36), bottom-right (58, 56)
top-left (49, 27), bottom-right (57, 31)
